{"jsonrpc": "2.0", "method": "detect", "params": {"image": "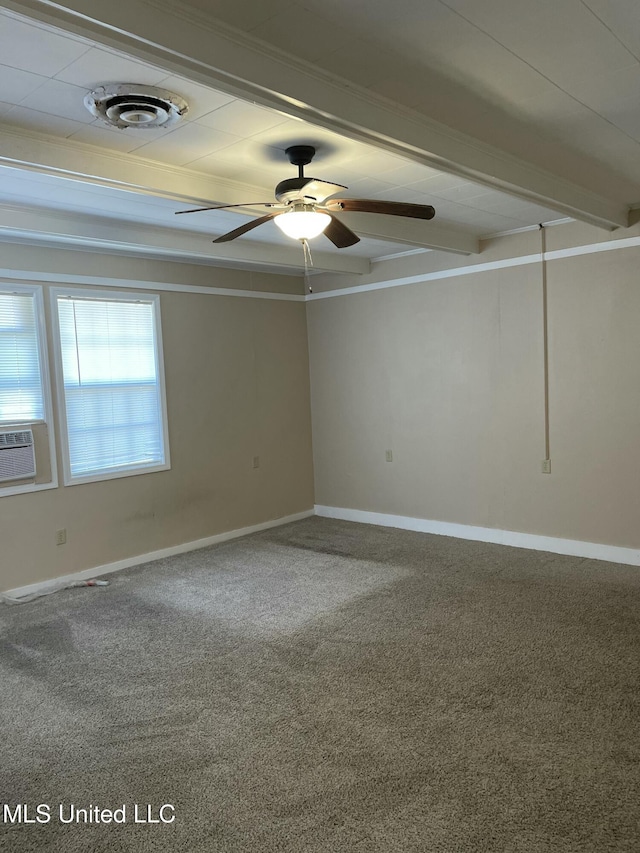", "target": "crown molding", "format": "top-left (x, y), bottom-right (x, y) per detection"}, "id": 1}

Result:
top-left (307, 234), bottom-right (640, 301)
